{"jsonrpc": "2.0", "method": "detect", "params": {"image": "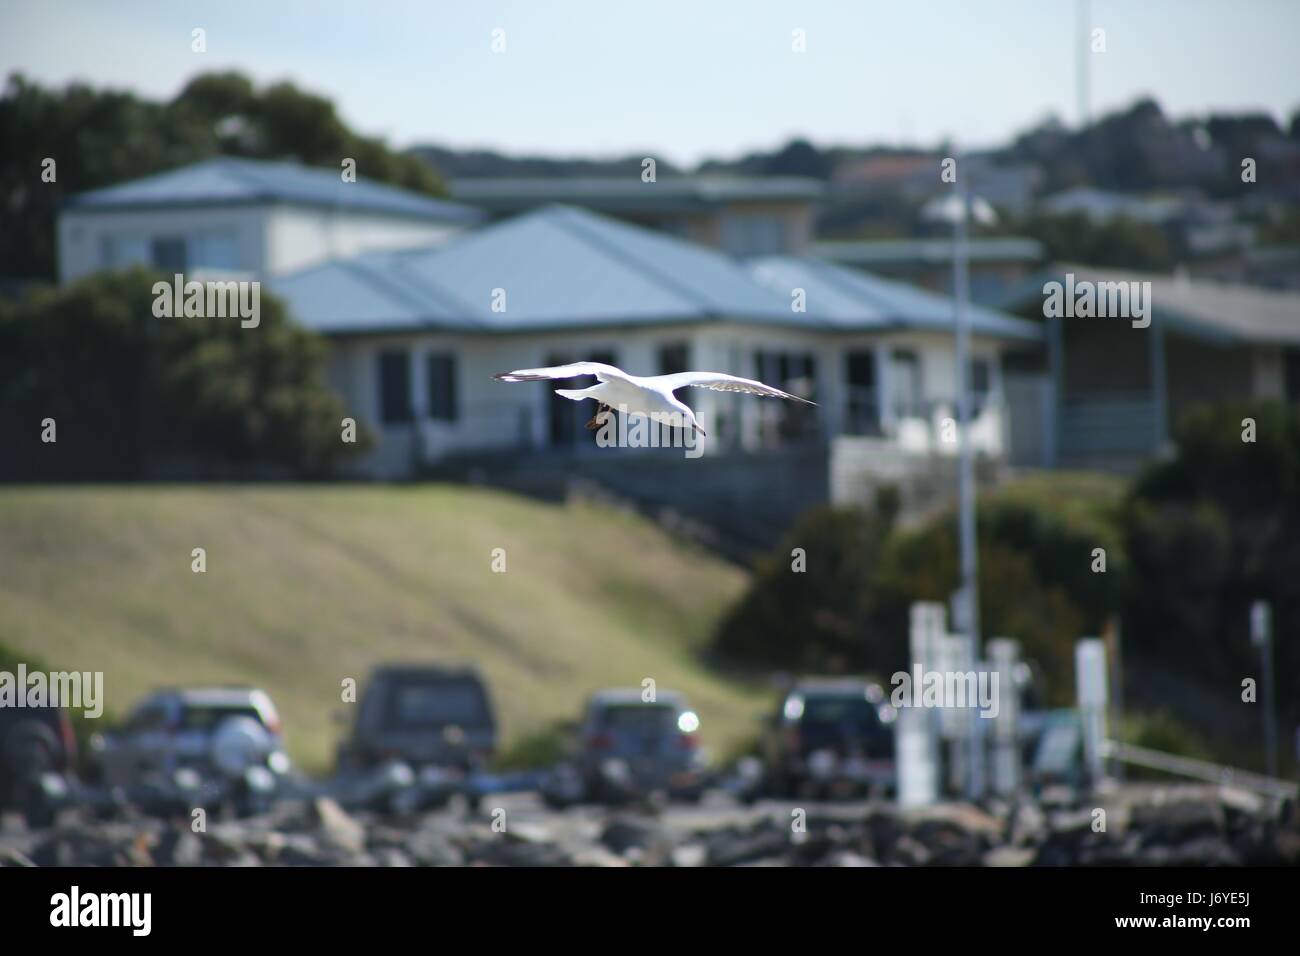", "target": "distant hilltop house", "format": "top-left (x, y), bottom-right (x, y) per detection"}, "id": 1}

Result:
top-left (811, 236), bottom-right (1045, 306)
top-left (831, 152), bottom-right (1043, 218)
top-left (448, 175), bottom-right (824, 257)
top-left (1040, 185), bottom-right (1194, 225)
top-left (57, 156), bottom-right (483, 284)
top-left (999, 265), bottom-right (1300, 471)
